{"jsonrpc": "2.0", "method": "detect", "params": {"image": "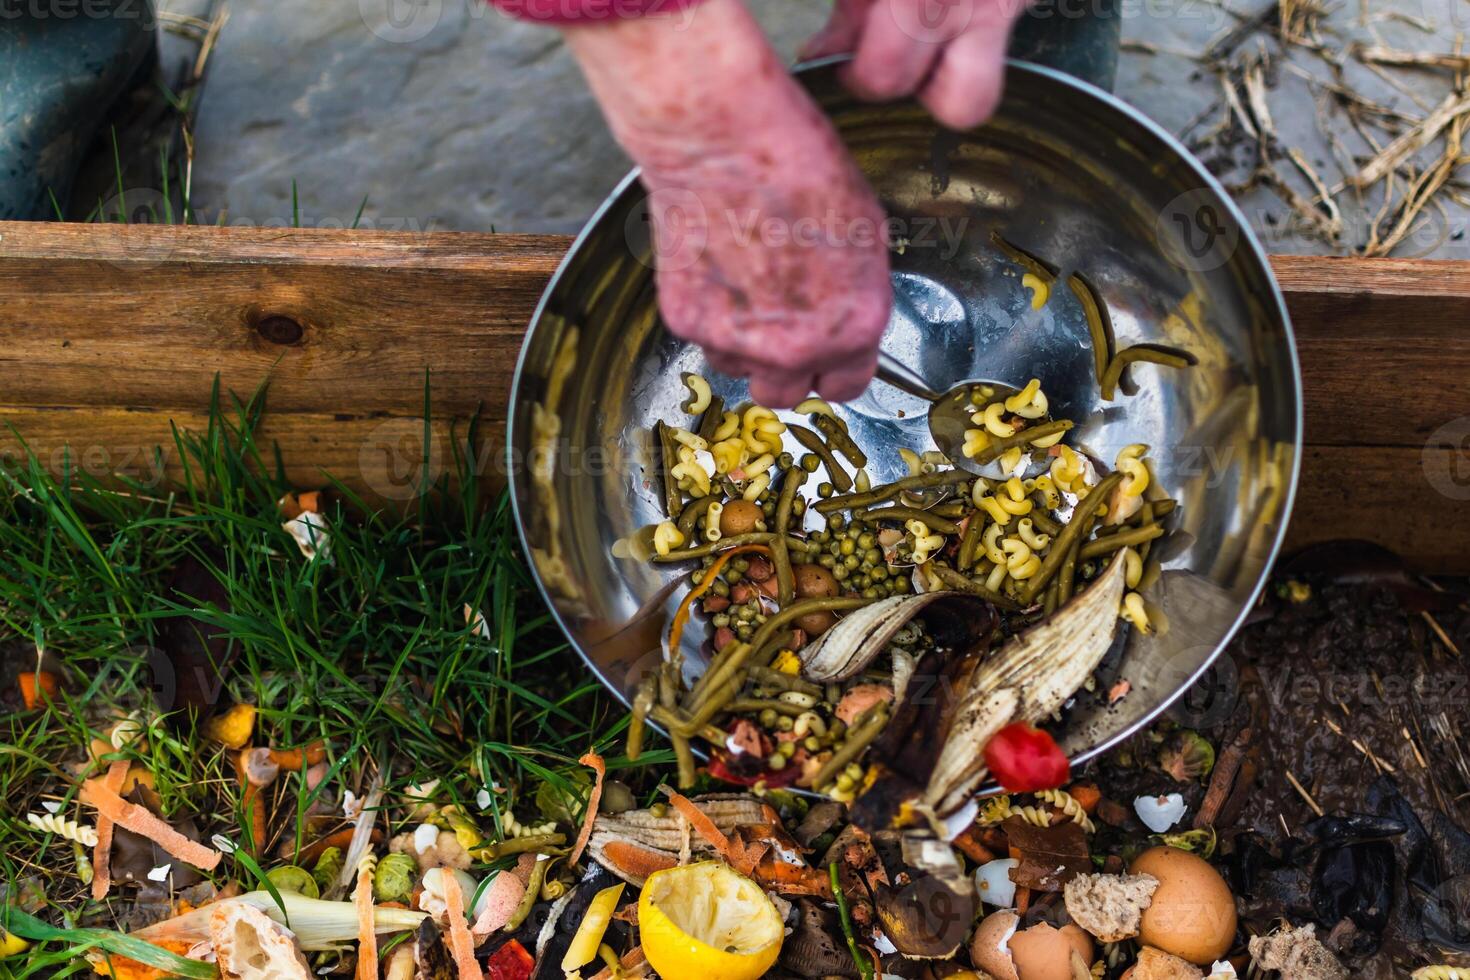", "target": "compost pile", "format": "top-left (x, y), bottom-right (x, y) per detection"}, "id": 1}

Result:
top-left (2, 398), bottom-right (1468, 980)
